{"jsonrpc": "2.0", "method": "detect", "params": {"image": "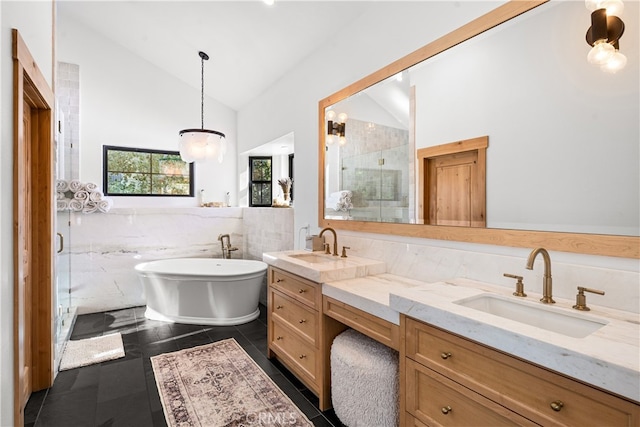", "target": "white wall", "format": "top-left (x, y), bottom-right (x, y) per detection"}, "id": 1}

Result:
top-left (237, 0), bottom-right (639, 304)
top-left (412, 1), bottom-right (639, 235)
top-left (238, 1), bottom-right (502, 237)
top-left (56, 10), bottom-right (238, 208)
top-left (1, 2), bottom-right (54, 425)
